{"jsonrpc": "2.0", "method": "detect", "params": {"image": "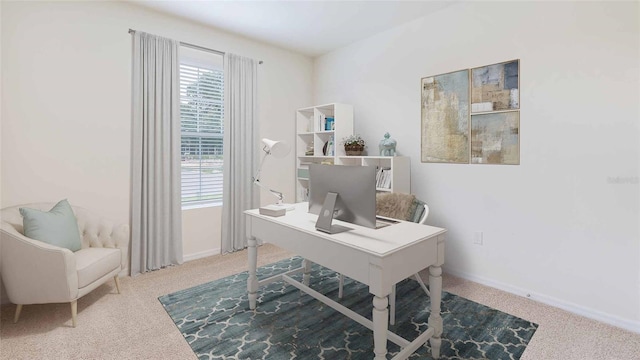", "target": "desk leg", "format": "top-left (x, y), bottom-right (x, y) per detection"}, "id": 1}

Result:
top-left (302, 259), bottom-right (313, 286)
top-left (247, 237), bottom-right (258, 310)
top-left (428, 265), bottom-right (443, 358)
top-left (372, 295), bottom-right (389, 360)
